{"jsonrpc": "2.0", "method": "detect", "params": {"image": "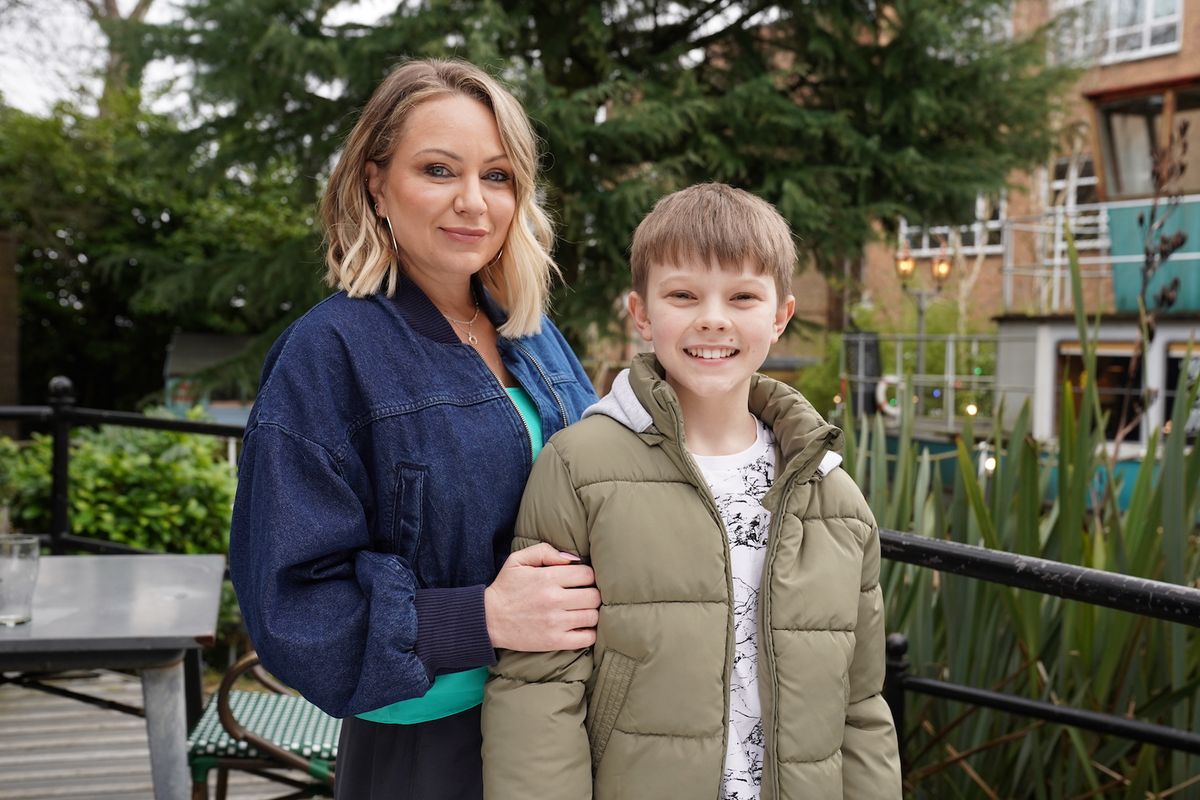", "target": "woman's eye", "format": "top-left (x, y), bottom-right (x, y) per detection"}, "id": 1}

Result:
top-left (484, 169), bottom-right (512, 183)
top-left (425, 164), bottom-right (452, 178)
